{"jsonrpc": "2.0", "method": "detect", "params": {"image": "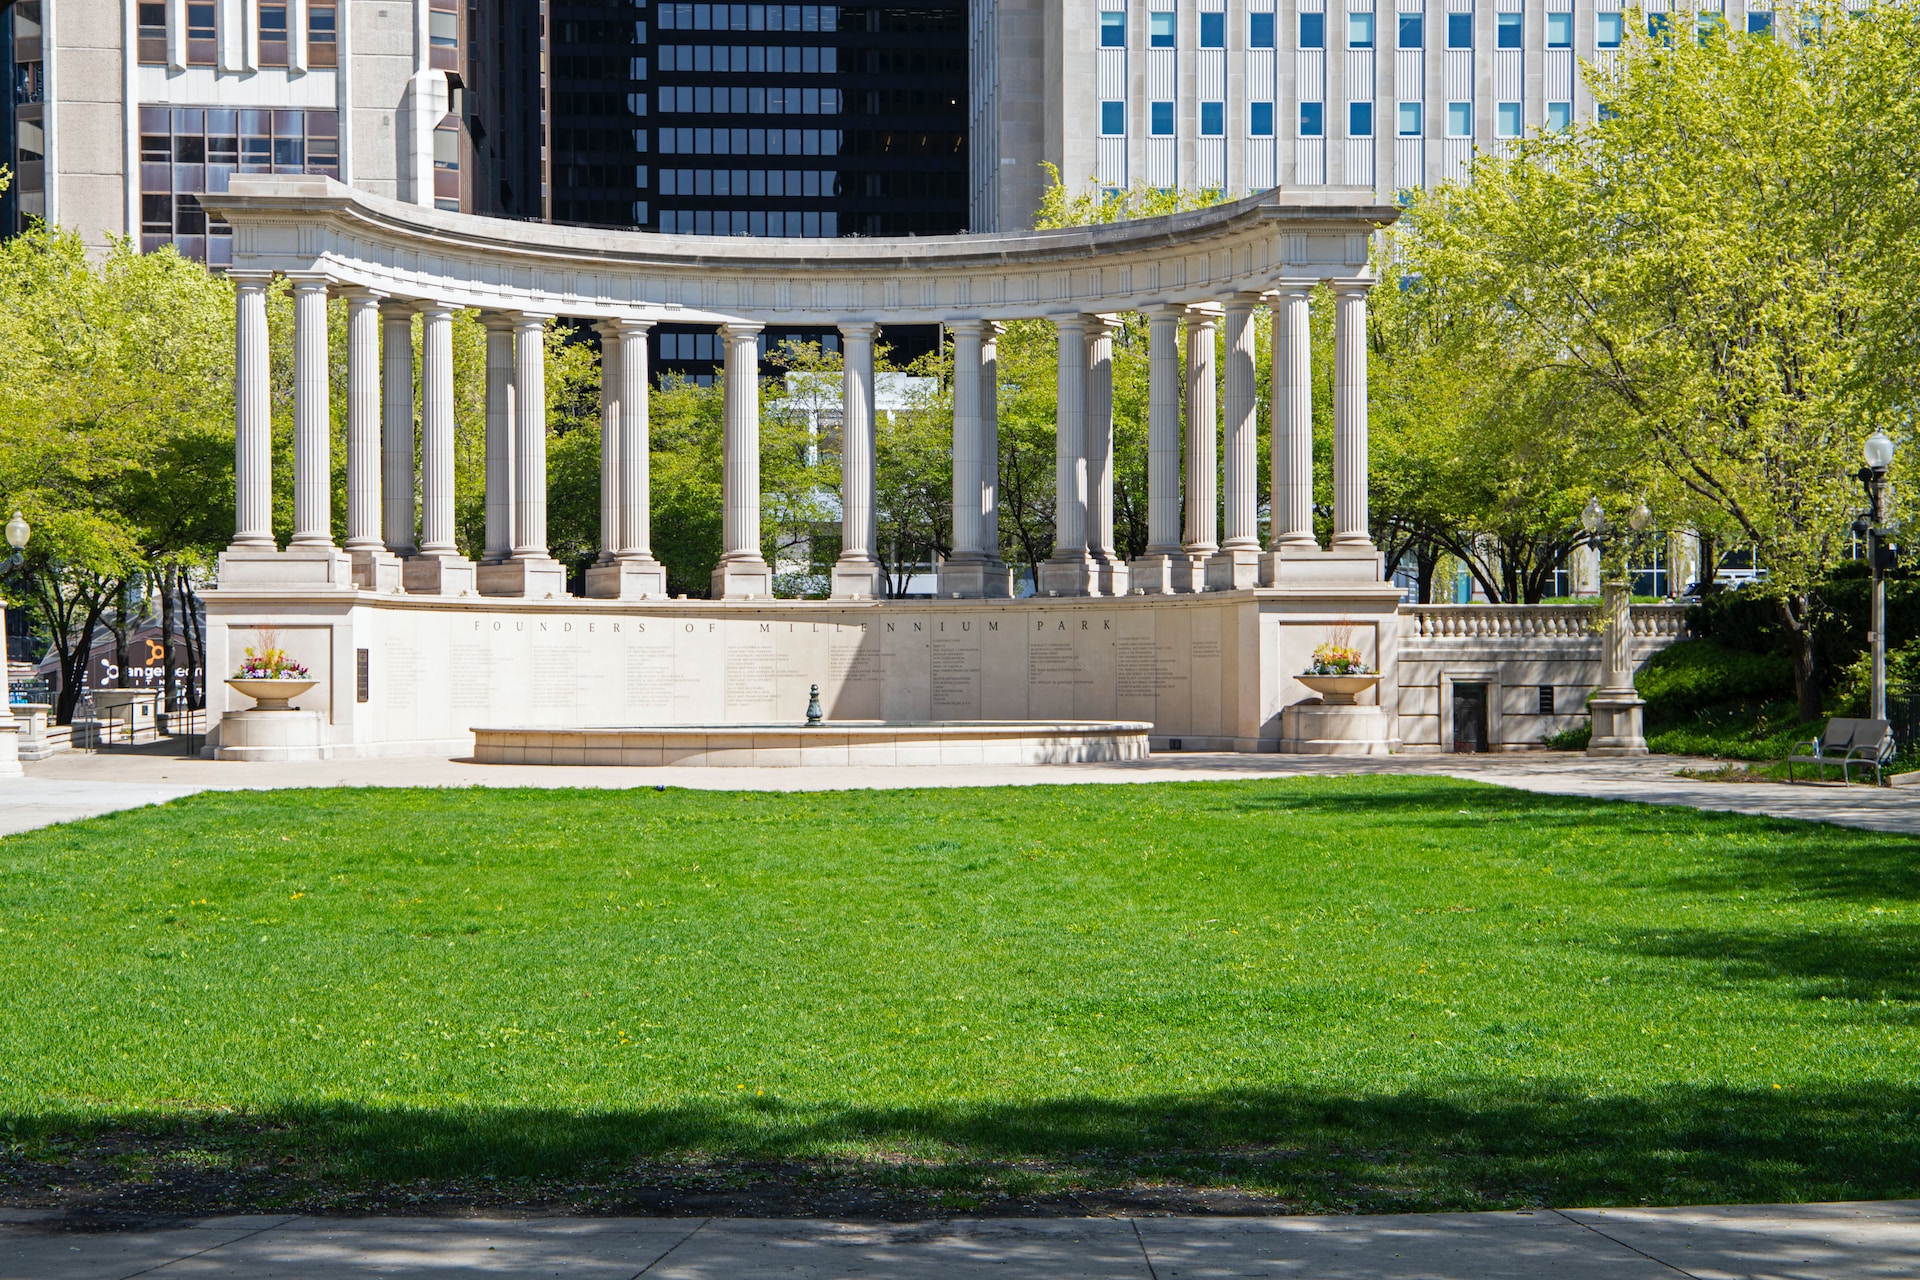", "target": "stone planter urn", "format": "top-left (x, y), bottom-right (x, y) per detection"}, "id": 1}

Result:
top-left (225, 678), bottom-right (317, 712)
top-left (1296, 673), bottom-right (1382, 705)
